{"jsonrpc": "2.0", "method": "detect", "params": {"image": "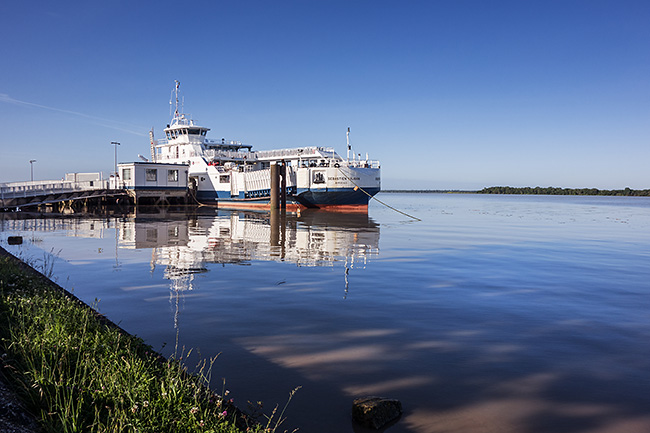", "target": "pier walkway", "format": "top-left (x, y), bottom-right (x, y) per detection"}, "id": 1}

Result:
top-left (0, 178), bottom-right (128, 211)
